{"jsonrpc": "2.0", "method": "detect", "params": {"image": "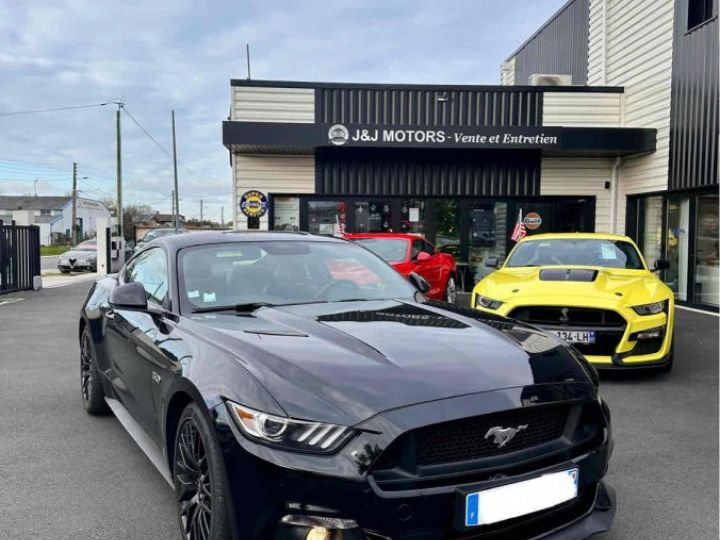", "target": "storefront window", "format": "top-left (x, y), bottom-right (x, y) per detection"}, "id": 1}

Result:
top-left (641, 196), bottom-right (663, 268)
top-left (435, 199), bottom-right (460, 259)
top-left (308, 201), bottom-right (346, 235)
top-left (273, 196), bottom-right (300, 232)
top-left (665, 197), bottom-right (690, 301)
top-left (694, 193), bottom-right (719, 306)
top-left (400, 199), bottom-right (426, 235)
top-left (354, 201), bottom-right (392, 232)
top-left (468, 202), bottom-right (507, 284)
